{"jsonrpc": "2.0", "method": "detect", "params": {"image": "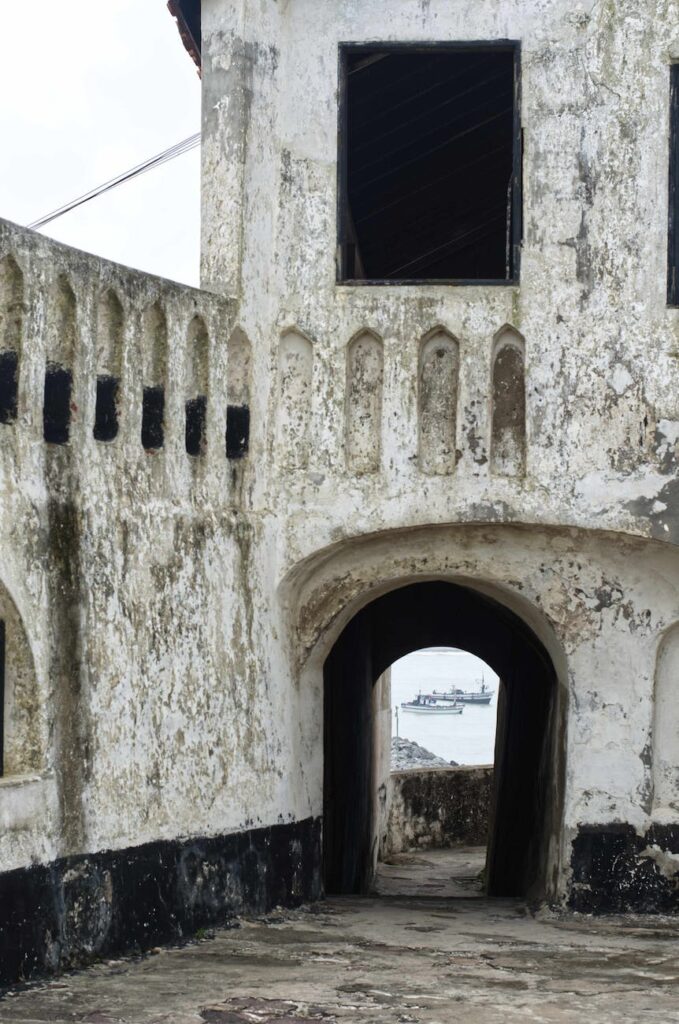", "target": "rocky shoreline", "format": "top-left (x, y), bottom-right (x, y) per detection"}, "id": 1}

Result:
top-left (391, 736), bottom-right (458, 771)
